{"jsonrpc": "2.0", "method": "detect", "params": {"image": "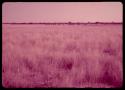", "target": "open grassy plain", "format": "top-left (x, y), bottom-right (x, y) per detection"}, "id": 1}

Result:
top-left (2, 24), bottom-right (123, 88)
